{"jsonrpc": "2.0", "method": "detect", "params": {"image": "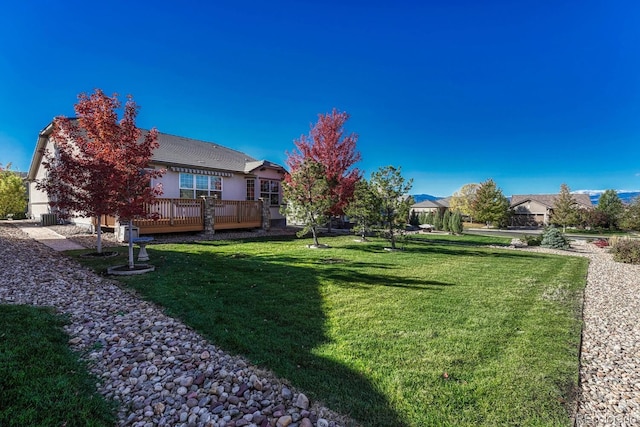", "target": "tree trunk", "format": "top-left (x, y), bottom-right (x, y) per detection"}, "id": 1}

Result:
top-left (389, 224), bottom-right (396, 249)
top-left (95, 215), bottom-right (102, 254)
top-left (311, 226), bottom-right (320, 246)
top-left (128, 219), bottom-right (135, 269)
